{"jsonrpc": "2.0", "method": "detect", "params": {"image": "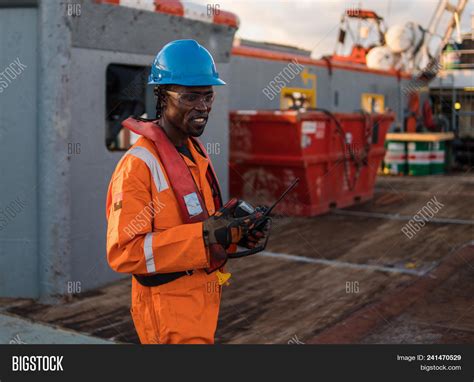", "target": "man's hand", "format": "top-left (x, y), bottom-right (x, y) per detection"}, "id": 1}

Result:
top-left (202, 214), bottom-right (242, 249)
top-left (203, 198), bottom-right (242, 249)
top-left (238, 219), bottom-right (270, 249)
top-left (203, 199), bottom-right (242, 273)
top-left (202, 199), bottom-right (263, 272)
